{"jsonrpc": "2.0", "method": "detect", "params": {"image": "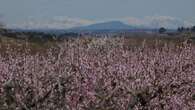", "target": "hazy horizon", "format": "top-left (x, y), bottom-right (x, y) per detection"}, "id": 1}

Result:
top-left (0, 0), bottom-right (195, 29)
